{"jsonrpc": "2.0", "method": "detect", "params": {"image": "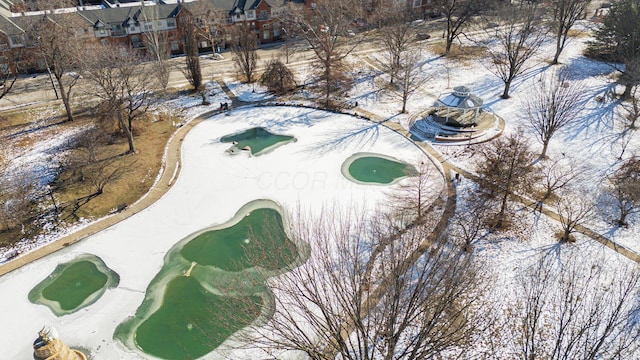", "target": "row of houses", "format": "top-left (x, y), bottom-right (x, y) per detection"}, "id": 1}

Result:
top-left (0, 0), bottom-right (437, 74)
